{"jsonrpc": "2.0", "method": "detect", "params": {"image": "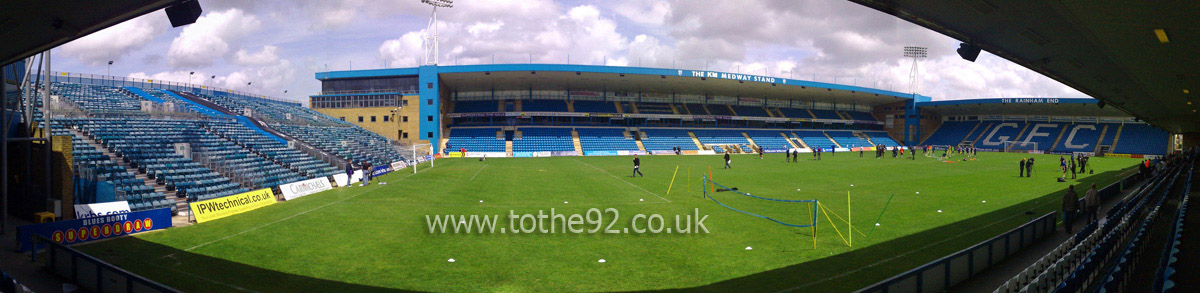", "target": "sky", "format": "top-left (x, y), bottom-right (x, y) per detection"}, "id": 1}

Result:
top-left (53, 0), bottom-right (1089, 105)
